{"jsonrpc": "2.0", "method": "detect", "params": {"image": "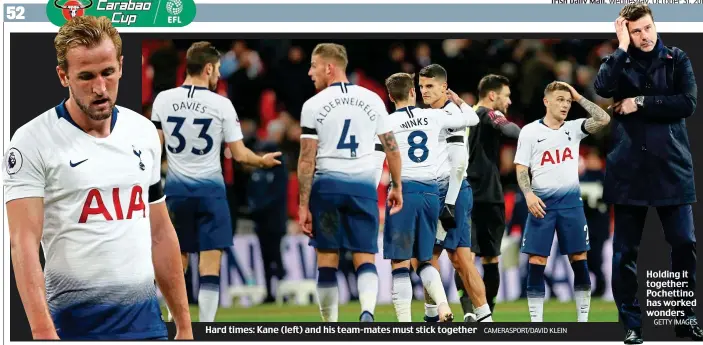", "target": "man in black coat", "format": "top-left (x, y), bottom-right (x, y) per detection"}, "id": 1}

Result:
top-left (594, 4), bottom-right (701, 344)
